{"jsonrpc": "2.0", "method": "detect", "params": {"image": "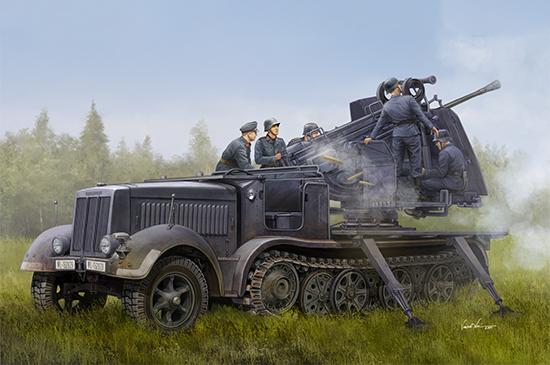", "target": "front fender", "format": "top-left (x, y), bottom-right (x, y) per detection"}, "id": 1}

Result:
top-left (115, 224), bottom-right (223, 294)
top-left (230, 236), bottom-right (342, 296)
top-left (20, 225), bottom-right (72, 272)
